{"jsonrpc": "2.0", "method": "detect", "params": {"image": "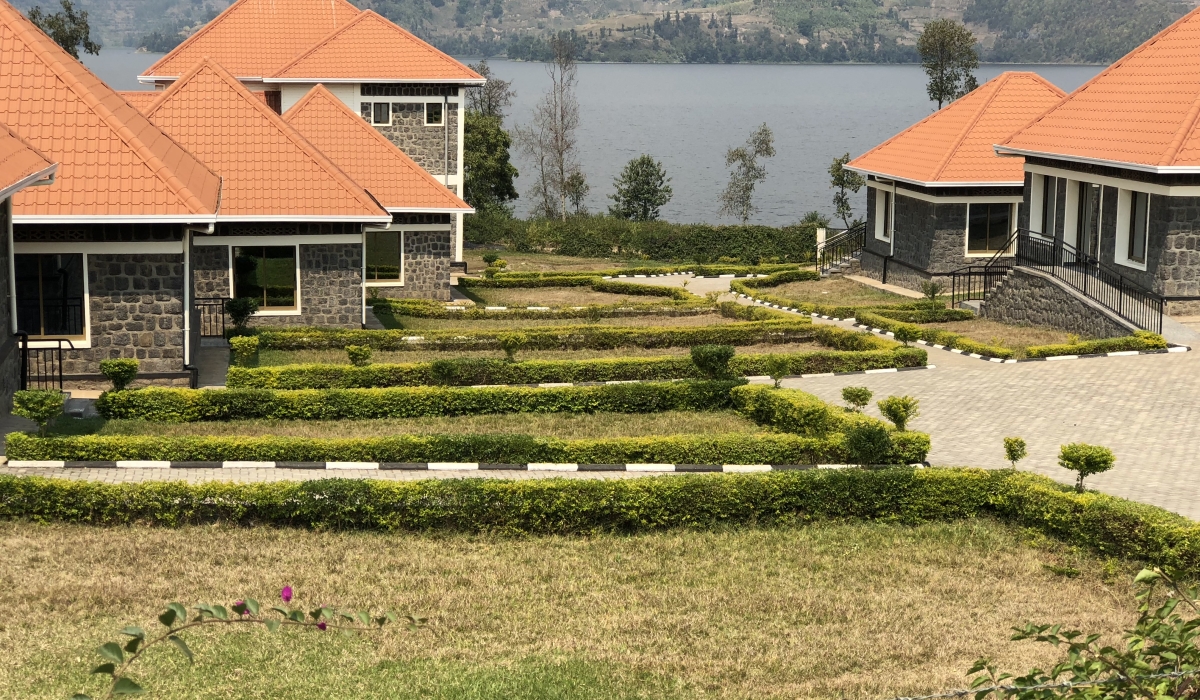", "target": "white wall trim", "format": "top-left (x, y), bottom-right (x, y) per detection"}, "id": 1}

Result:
top-left (13, 242), bottom-right (184, 254)
top-left (1114, 189), bottom-right (1151, 271)
top-left (267, 78), bottom-right (484, 85)
top-left (849, 165), bottom-right (1022, 189)
top-left (193, 234), bottom-right (362, 246)
top-left (999, 145), bottom-right (1200, 176)
top-left (1025, 162), bottom-right (1200, 197)
top-left (222, 242), bottom-right (303, 315)
top-left (866, 180), bottom-right (1022, 204)
top-left (14, 250), bottom-right (91, 345)
top-left (14, 215), bottom-right (216, 224)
